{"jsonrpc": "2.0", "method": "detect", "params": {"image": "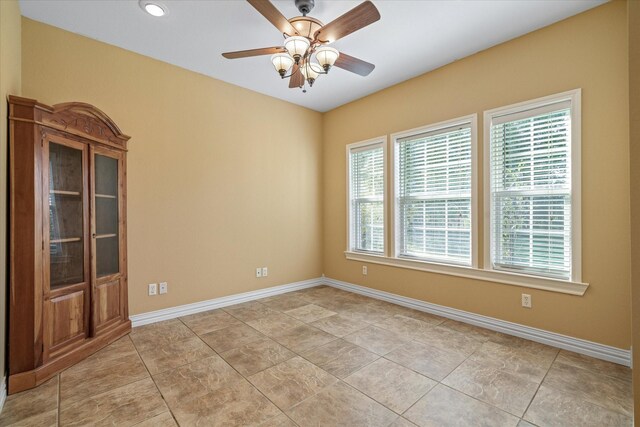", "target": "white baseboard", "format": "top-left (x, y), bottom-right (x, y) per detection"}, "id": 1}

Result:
top-left (0, 376), bottom-right (6, 415)
top-left (323, 277), bottom-right (632, 367)
top-left (130, 277), bottom-right (323, 327)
